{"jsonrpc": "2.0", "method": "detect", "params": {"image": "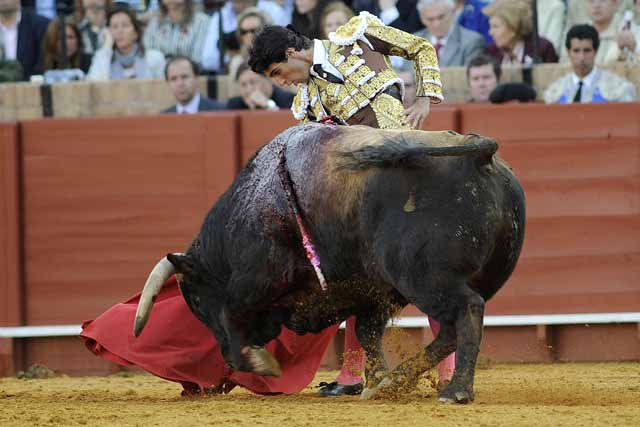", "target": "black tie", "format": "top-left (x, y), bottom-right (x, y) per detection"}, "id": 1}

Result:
top-left (573, 81), bottom-right (583, 103)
